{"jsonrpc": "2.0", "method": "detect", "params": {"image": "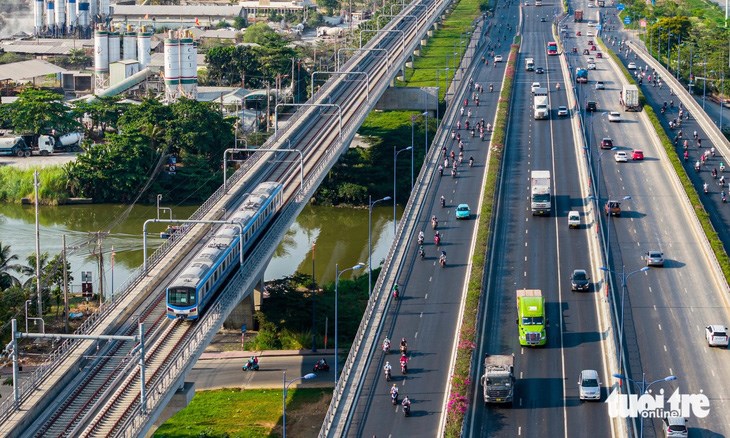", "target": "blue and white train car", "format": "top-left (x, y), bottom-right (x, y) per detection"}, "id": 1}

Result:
top-left (166, 182), bottom-right (283, 320)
